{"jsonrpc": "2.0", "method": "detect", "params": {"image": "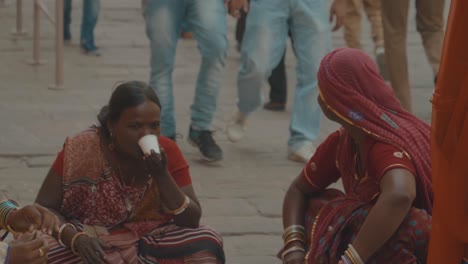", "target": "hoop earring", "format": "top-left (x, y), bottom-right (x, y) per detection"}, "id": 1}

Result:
top-left (108, 132), bottom-right (115, 151)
